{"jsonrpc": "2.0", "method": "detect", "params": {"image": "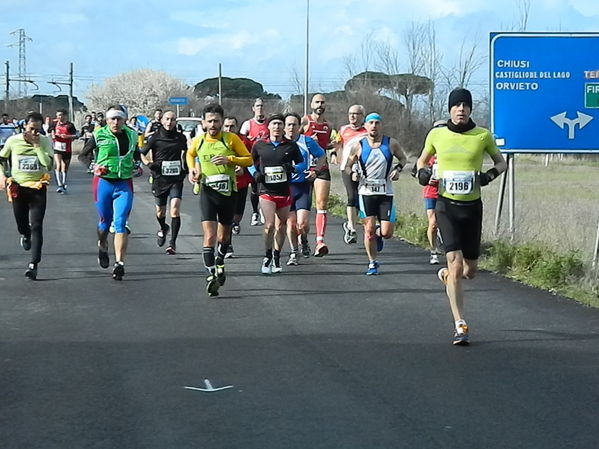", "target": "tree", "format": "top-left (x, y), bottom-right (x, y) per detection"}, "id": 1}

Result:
top-left (193, 77), bottom-right (281, 100)
top-left (85, 69), bottom-right (192, 116)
